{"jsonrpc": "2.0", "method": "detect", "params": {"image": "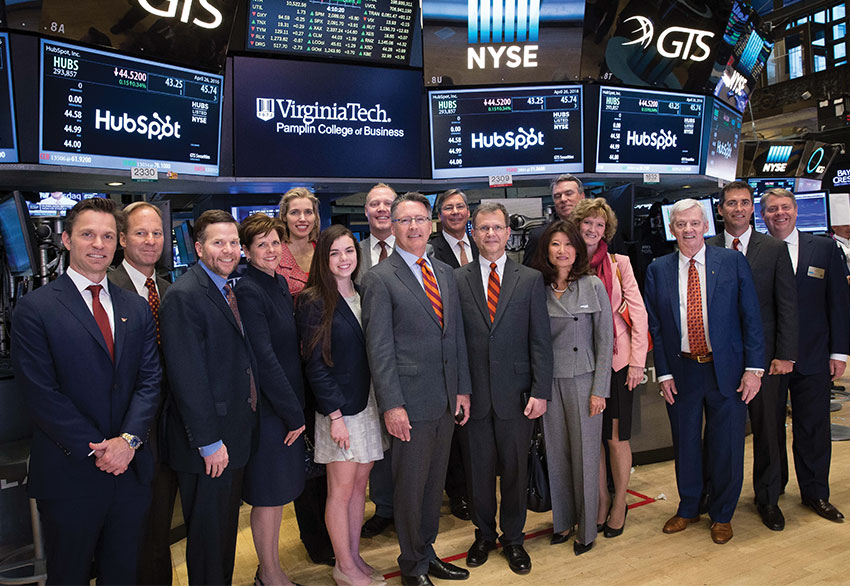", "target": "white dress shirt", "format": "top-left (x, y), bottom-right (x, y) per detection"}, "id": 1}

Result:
top-left (478, 253), bottom-right (506, 294)
top-left (676, 246), bottom-right (712, 354)
top-left (783, 229), bottom-right (800, 274)
top-left (442, 230), bottom-right (472, 265)
top-left (367, 234), bottom-right (395, 266)
top-left (121, 259), bottom-right (160, 299)
top-left (396, 246), bottom-right (440, 293)
top-left (724, 226), bottom-right (753, 255)
top-left (66, 267), bottom-right (115, 340)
